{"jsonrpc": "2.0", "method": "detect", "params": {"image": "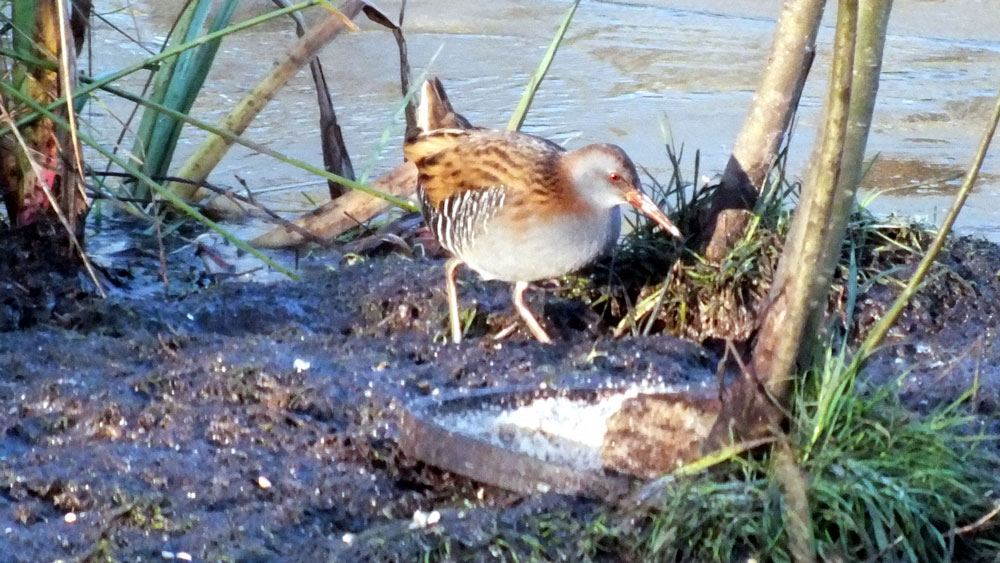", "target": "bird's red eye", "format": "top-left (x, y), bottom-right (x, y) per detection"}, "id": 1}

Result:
top-left (609, 172), bottom-right (622, 182)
